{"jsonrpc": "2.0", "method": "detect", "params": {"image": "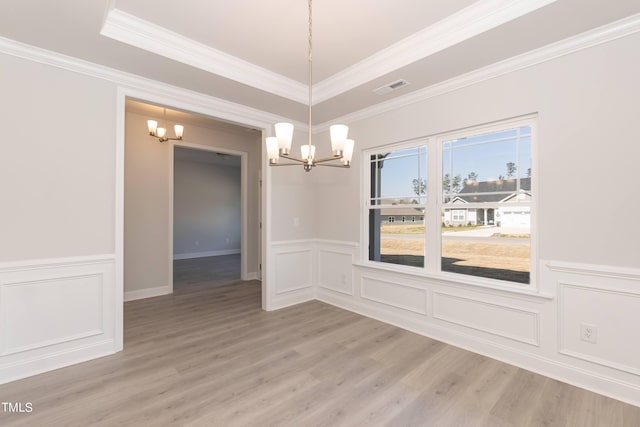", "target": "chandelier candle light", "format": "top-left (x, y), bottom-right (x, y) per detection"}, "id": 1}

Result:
top-left (266, 0), bottom-right (354, 172)
top-left (147, 108), bottom-right (184, 143)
